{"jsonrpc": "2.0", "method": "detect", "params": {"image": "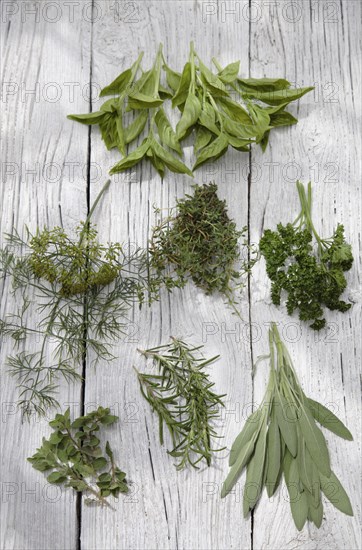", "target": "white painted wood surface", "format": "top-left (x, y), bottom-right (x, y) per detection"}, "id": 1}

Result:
top-left (1, 1), bottom-right (361, 549)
